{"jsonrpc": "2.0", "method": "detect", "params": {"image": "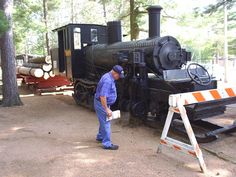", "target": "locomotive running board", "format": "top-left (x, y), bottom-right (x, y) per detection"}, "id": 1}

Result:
top-left (157, 87), bottom-right (236, 173)
top-left (171, 119), bottom-right (236, 143)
